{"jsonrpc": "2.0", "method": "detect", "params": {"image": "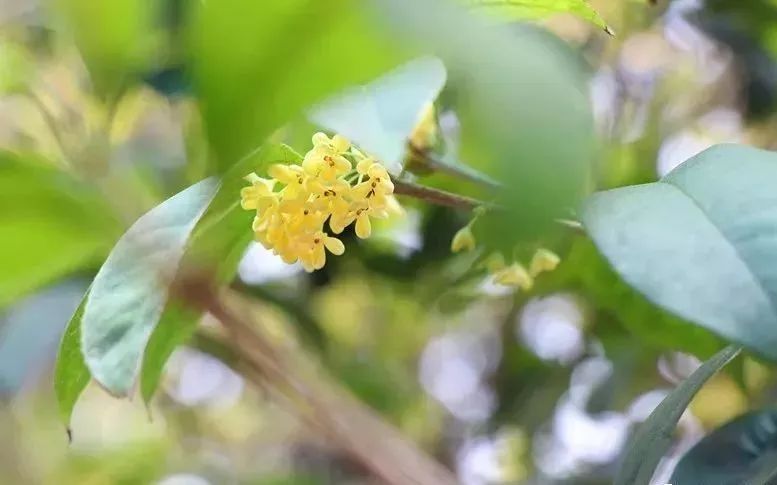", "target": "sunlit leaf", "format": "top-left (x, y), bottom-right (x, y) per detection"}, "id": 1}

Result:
top-left (54, 290), bottom-right (90, 427)
top-left (309, 57), bottom-right (447, 174)
top-left (584, 144), bottom-right (777, 360)
top-left (139, 303), bottom-right (200, 405)
top-left (191, 0), bottom-right (407, 170)
top-left (0, 41), bottom-right (33, 95)
top-left (465, 0), bottom-right (613, 35)
top-left (0, 154), bottom-right (118, 309)
top-left (56, 0), bottom-right (159, 98)
top-left (615, 345), bottom-right (741, 485)
top-left (81, 179), bottom-right (218, 396)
